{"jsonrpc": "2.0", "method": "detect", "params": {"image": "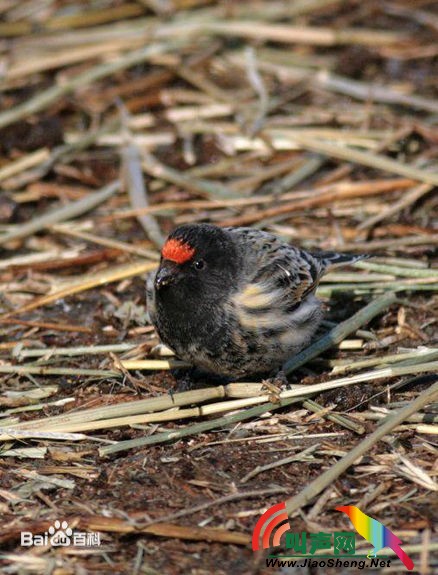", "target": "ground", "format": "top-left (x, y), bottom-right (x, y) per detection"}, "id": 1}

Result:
top-left (0, 1), bottom-right (437, 574)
